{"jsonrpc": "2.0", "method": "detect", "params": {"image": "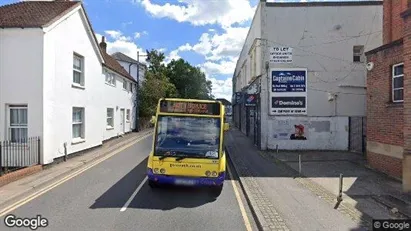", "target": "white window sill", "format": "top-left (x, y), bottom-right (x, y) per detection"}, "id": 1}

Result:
top-left (126, 120), bottom-right (130, 123)
top-left (106, 126), bottom-right (114, 130)
top-left (71, 138), bottom-right (85, 144)
top-left (72, 83), bottom-right (85, 89)
top-left (105, 82), bottom-right (116, 87)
